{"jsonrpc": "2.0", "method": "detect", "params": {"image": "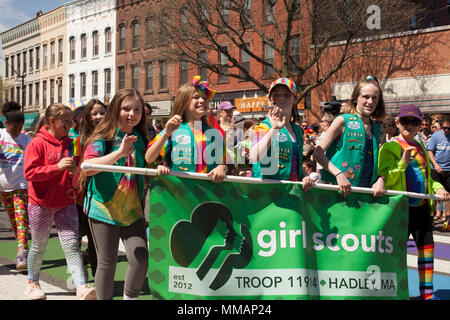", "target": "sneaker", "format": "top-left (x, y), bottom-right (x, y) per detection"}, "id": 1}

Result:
top-left (76, 284), bottom-right (96, 300)
top-left (442, 218), bottom-right (449, 232)
top-left (15, 250), bottom-right (28, 270)
top-left (425, 295), bottom-right (440, 300)
top-left (24, 282), bottom-right (46, 300)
